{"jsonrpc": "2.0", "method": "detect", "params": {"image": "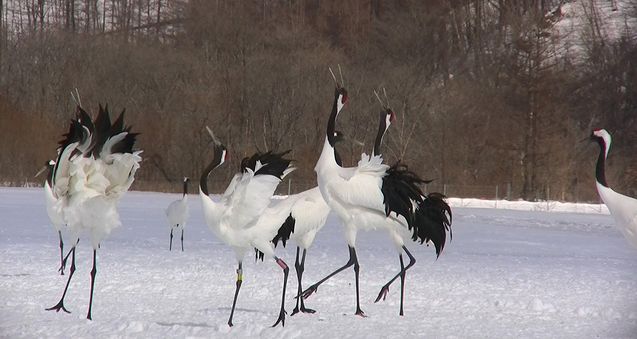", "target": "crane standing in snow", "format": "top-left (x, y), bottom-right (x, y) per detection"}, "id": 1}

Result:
top-left (46, 104), bottom-right (142, 320)
top-left (300, 76), bottom-right (451, 316)
top-left (199, 127), bottom-right (294, 327)
top-left (368, 94), bottom-right (452, 314)
top-left (591, 129), bottom-right (637, 248)
top-left (166, 177), bottom-right (190, 251)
